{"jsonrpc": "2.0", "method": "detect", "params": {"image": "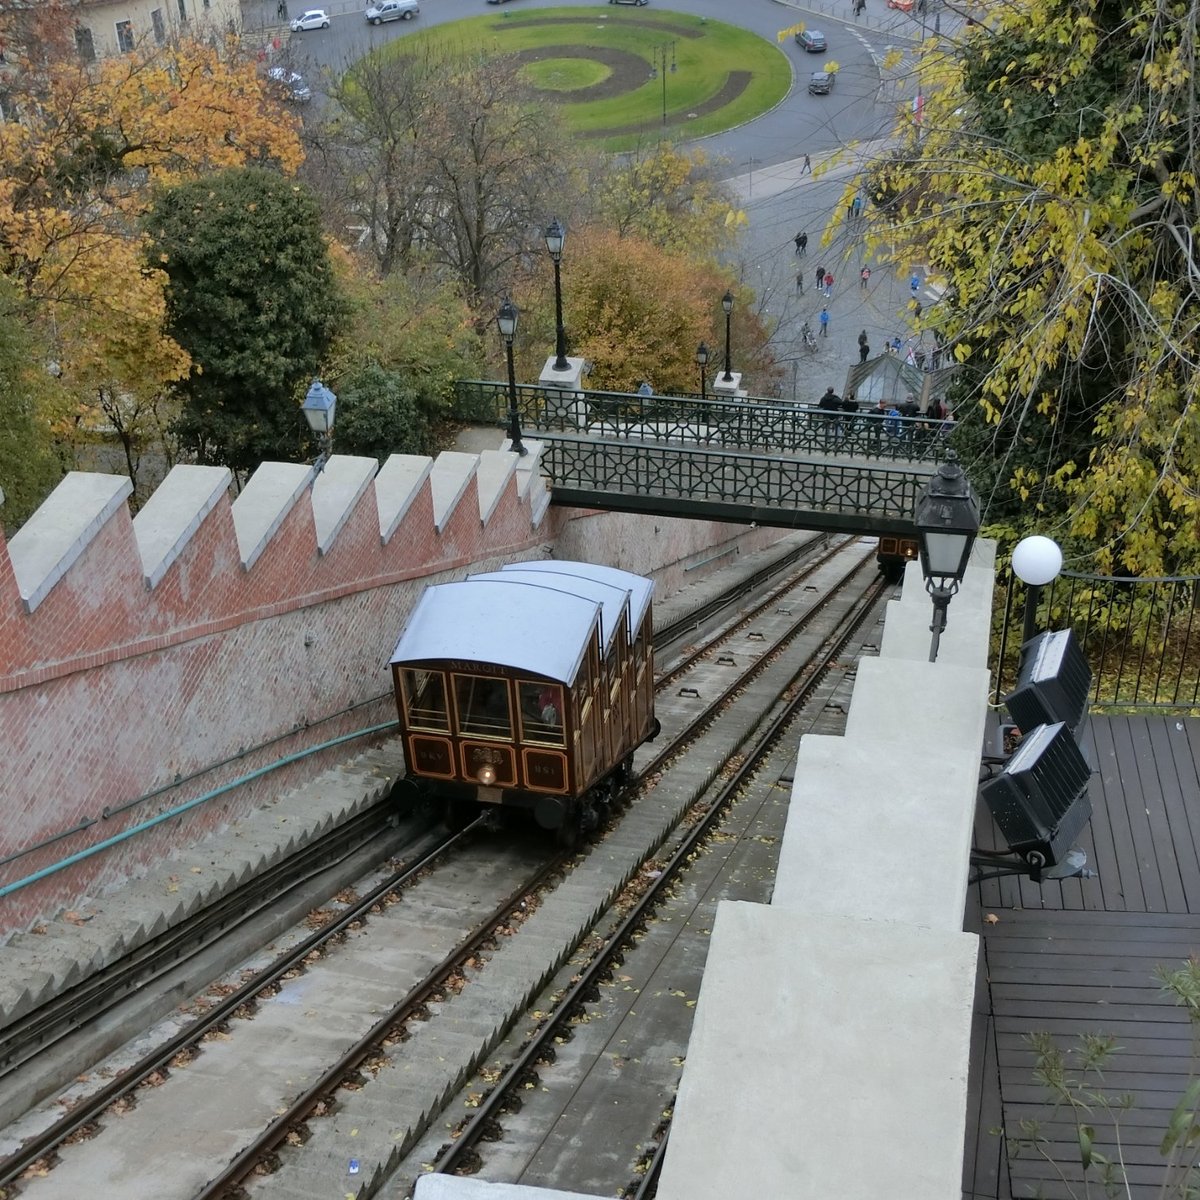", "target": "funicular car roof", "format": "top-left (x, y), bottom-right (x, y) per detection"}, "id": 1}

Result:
top-left (389, 578), bottom-right (601, 685)
top-left (469, 570), bottom-right (630, 657)
top-left (501, 561), bottom-right (654, 641)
